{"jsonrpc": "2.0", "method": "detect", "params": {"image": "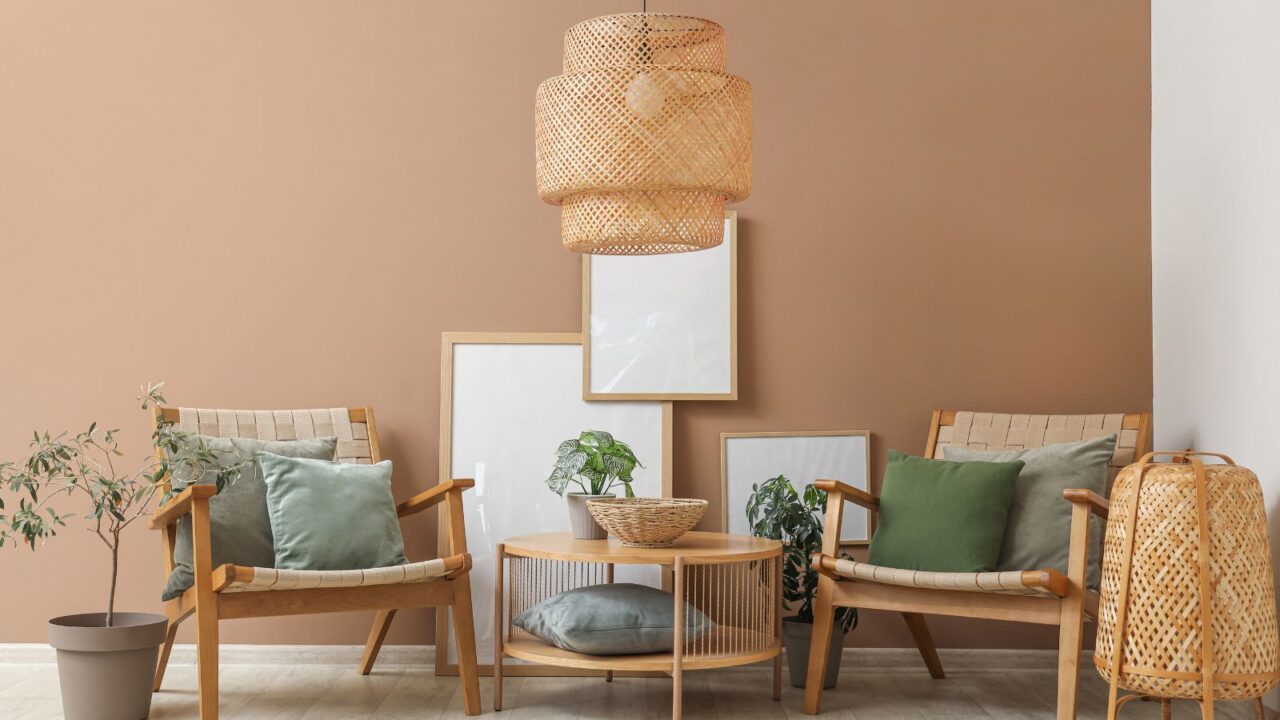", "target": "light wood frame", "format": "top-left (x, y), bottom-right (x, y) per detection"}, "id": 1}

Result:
top-left (148, 406), bottom-right (482, 719)
top-left (436, 331), bottom-right (674, 676)
top-left (802, 409), bottom-right (1152, 720)
top-left (581, 209), bottom-right (738, 401)
top-left (720, 430), bottom-right (874, 546)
